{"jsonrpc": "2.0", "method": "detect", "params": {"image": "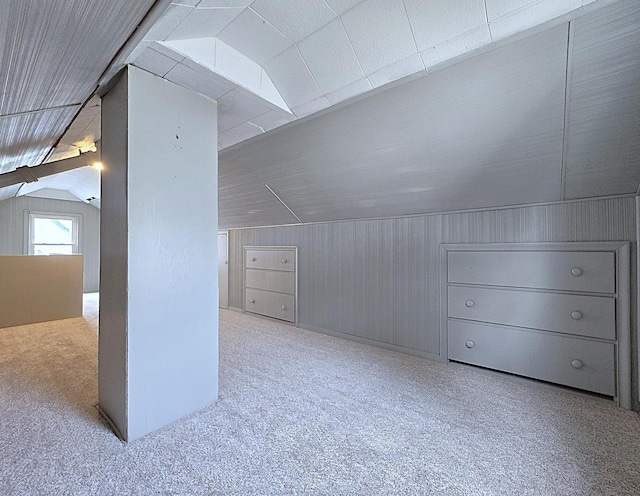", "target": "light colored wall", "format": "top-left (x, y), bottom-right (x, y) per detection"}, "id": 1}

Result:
top-left (228, 196), bottom-right (638, 407)
top-left (0, 195), bottom-right (100, 292)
